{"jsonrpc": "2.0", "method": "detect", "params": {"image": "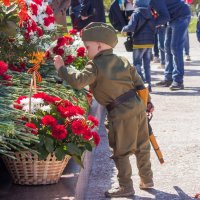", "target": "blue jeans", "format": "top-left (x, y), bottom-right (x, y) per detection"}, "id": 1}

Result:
top-left (133, 48), bottom-right (152, 86)
top-left (157, 26), bottom-right (166, 65)
top-left (184, 30), bottom-right (190, 55)
top-left (164, 16), bottom-right (191, 84)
